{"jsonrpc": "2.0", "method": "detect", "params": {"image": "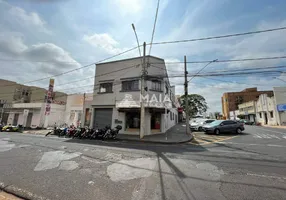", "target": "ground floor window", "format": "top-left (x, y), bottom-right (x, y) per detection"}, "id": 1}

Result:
top-left (126, 112), bottom-right (140, 129)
